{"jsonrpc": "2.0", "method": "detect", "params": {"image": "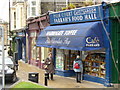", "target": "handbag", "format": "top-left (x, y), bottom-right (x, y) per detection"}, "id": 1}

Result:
top-left (44, 65), bottom-right (48, 69)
